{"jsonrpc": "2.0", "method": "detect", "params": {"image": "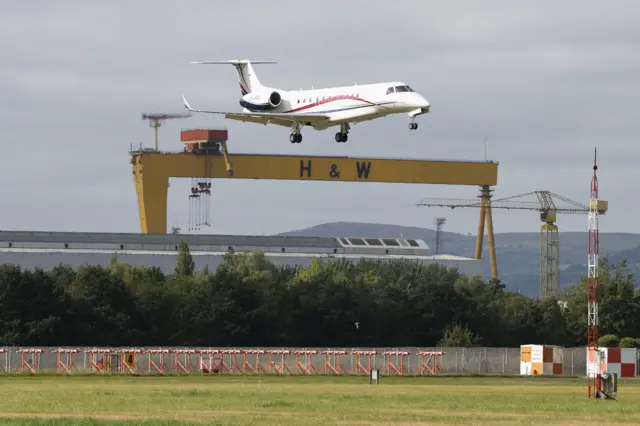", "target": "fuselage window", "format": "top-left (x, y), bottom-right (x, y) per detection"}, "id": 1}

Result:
top-left (395, 85), bottom-right (409, 93)
top-left (386, 87), bottom-right (394, 95)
